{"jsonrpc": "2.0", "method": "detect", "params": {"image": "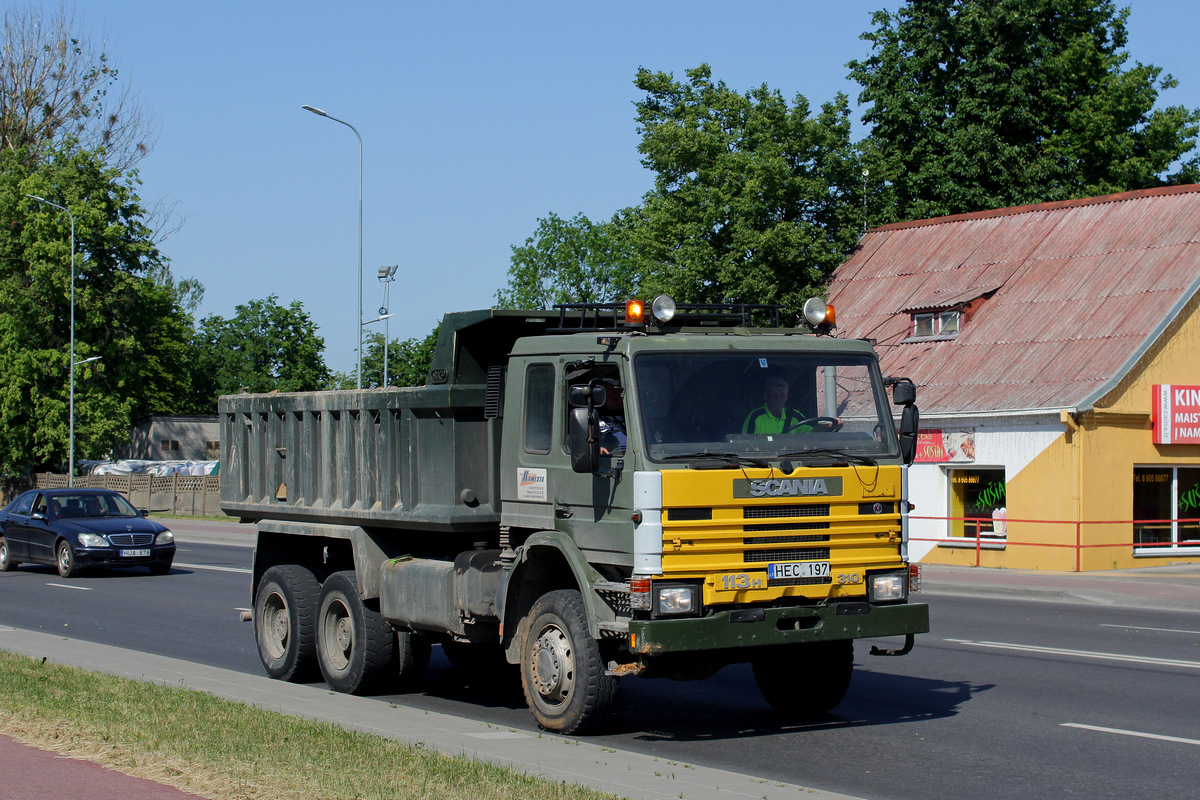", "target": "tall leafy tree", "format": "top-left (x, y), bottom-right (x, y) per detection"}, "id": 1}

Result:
top-left (0, 144), bottom-right (192, 475)
top-left (498, 65), bottom-right (872, 318)
top-left (849, 0), bottom-right (1200, 220)
top-left (188, 296), bottom-right (330, 411)
top-left (626, 65), bottom-right (871, 316)
top-left (496, 212), bottom-right (636, 309)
